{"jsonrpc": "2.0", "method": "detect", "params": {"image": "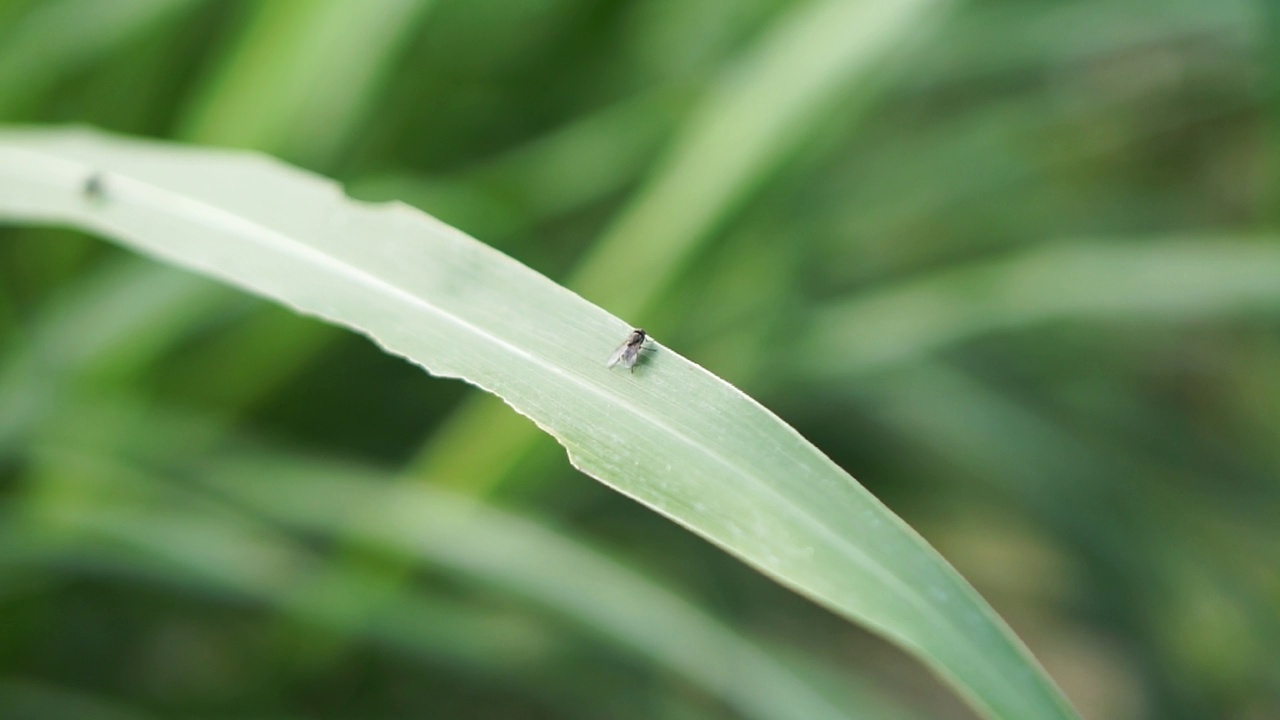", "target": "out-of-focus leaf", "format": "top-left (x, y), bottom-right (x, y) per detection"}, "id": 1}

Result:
top-left (11, 427), bottom-right (906, 720)
top-left (179, 0), bottom-right (437, 166)
top-left (207, 451), bottom-right (907, 720)
top-left (0, 679), bottom-right (154, 720)
top-left (0, 258), bottom-right (237, 454)
top-left (796, 239), bottom-right (1280, 381)
top-left (0, 0), bottom-right (204, 114)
